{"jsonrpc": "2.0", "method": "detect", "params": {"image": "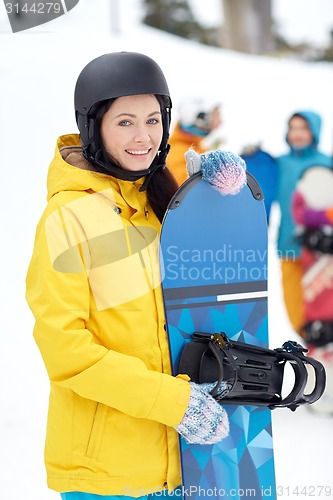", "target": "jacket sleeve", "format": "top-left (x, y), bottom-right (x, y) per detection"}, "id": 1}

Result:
top-left (26, 209), bottom-right (190, 428)
top-left (167, 141), bottom-right (190, 186)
